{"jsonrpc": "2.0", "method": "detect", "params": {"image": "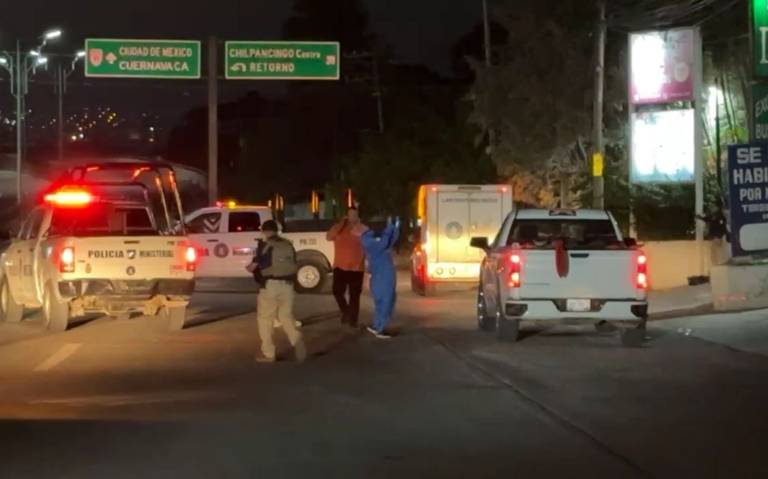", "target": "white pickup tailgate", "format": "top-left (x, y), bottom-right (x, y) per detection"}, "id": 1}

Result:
top-left (518, 250), bottom-right (637, 300)
top-left (61, 237), bottom-right (192, 280)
